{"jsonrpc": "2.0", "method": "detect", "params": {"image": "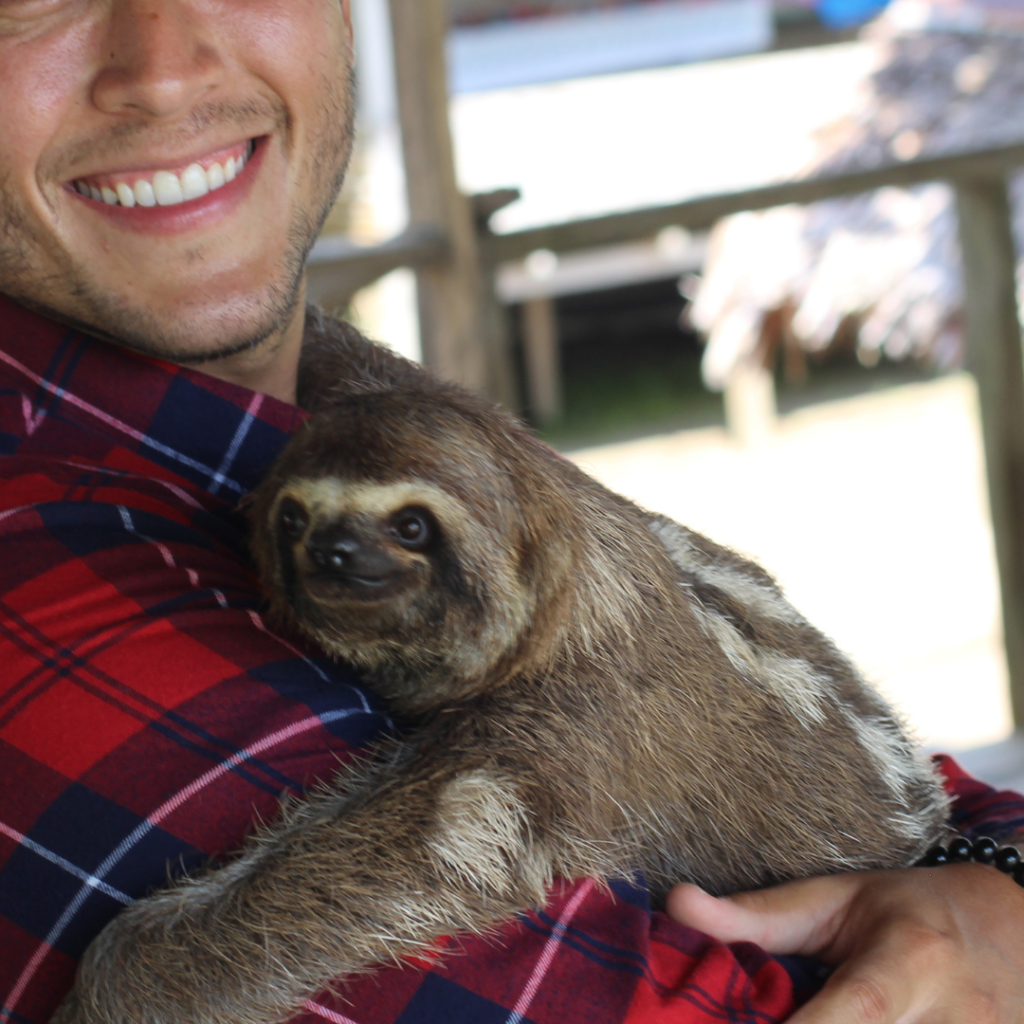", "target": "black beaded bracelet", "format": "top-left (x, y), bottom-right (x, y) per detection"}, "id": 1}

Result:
top-left (916, 836), bottom-right (1024, 886)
